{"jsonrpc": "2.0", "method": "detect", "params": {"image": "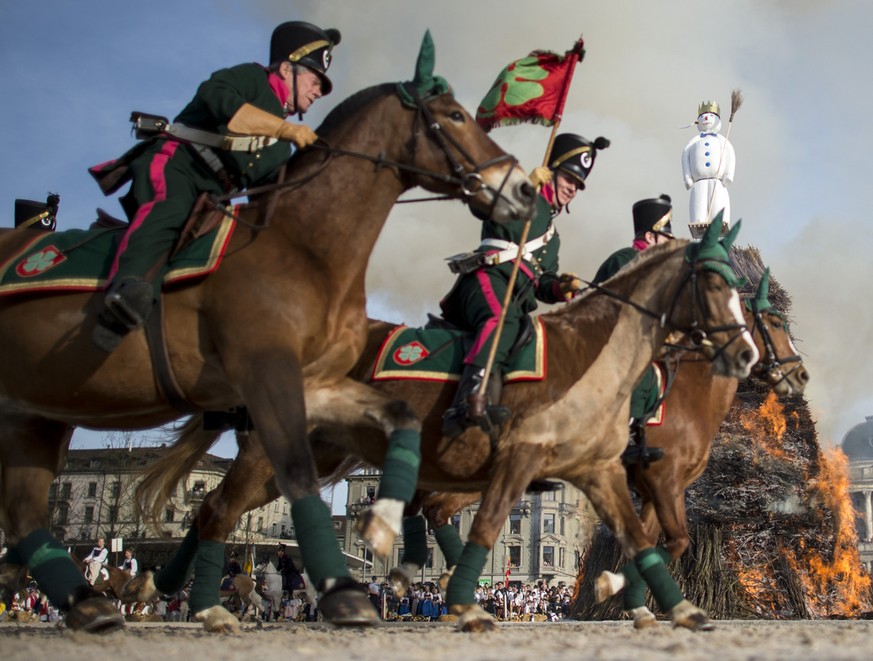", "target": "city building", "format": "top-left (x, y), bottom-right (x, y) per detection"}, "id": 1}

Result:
top-left (40, 446), bottom-right (295, 558)
top-left (841, 415), bottom-right (873, 571)
top-left (341, 469), bottom-right (596, 587)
